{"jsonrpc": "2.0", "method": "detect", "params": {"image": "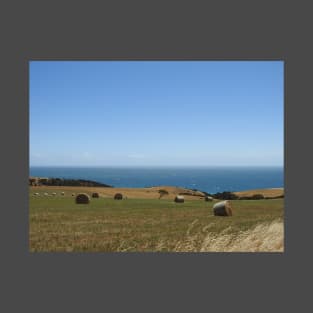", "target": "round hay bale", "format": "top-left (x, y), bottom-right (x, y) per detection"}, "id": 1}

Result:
top-left (61, 192), bottom-right (65, 196)
top-left (44, 192), bottom-right (48, 196)
top-left (72, 193), bottom-right (75, 196)
top-left (114, 193), bottom-right (123, 200)
top-left (174, 195), bottom-right (185, 203)
top-left (92, 192), bottom-right (99, 198)
top-left (205, 196), bottom-right (213, 202)
top-left (213, 200), bottom-right (233, 216)
top-left (52, 192), bottom-right (56, 196)
top-left (75, 193), bottom-right (90, 204)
